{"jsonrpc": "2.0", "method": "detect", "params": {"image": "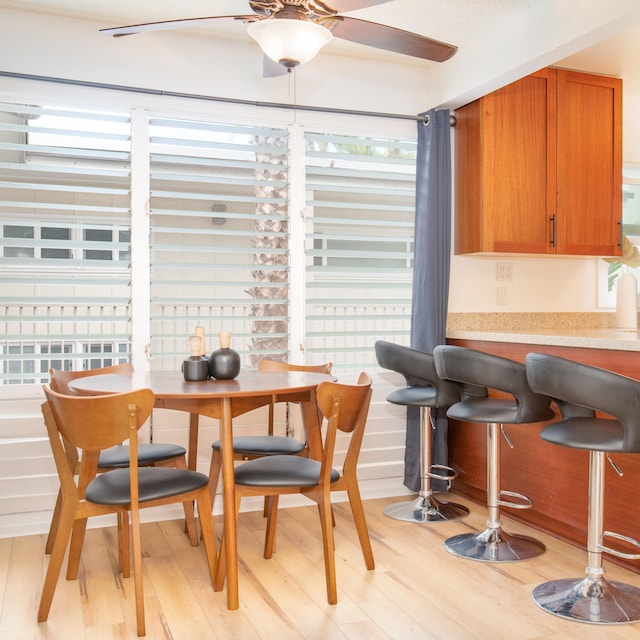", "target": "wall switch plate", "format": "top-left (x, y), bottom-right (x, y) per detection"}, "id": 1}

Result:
top-left (497, 262), bottom-right (513, 282)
